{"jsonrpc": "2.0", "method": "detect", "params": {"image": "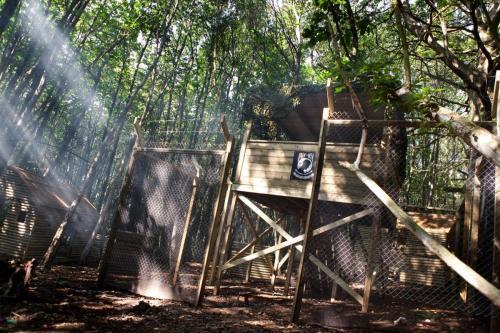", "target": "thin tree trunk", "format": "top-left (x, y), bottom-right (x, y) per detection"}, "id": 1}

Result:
top-left (0, 0), bottom-right (21, 37)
